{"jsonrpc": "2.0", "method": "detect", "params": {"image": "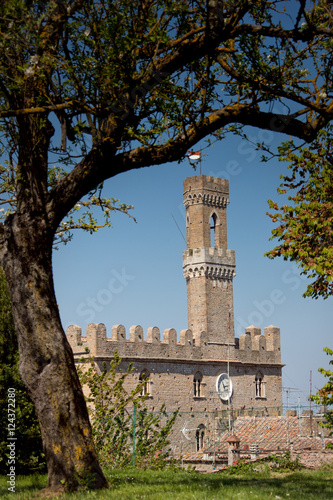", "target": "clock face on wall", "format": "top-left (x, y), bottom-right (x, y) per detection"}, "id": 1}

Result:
top-left (216, 373), bottom-right (233, 401)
